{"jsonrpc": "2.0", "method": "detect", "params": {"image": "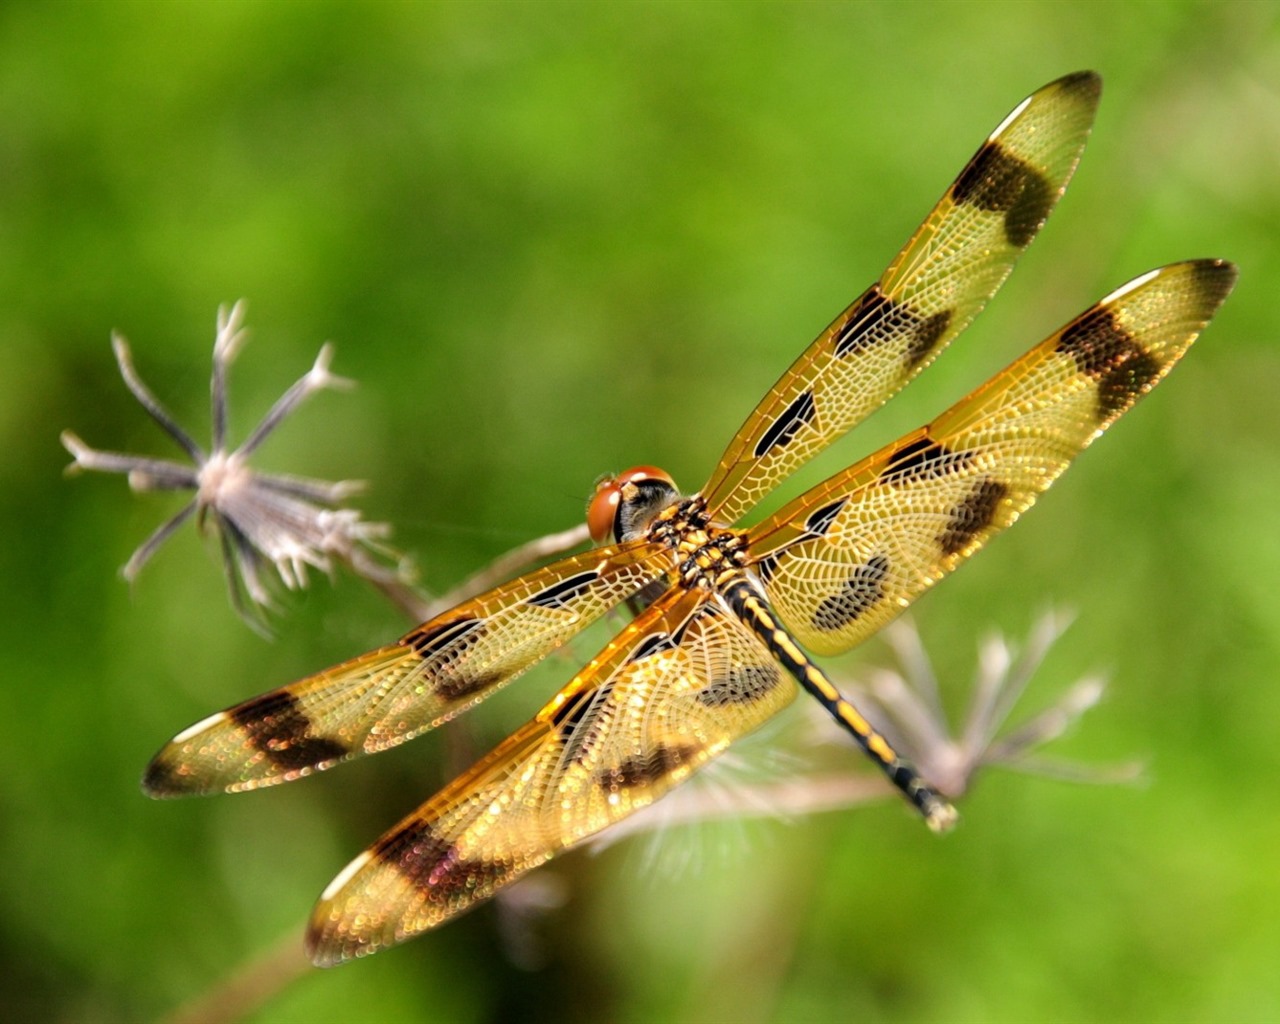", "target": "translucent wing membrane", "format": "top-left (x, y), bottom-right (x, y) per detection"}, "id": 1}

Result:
top-left (747, 260), bottom-right (1236, 656)
top-left (700, 71), bottom-right (1101, 523)
top-left (143, 541), bottom-right (670, 795)
top-left (307, 588), bottom-right (797, 964)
